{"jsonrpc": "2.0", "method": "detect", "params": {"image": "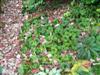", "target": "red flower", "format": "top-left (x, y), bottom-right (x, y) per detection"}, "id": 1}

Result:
top-left (31, 69), bottom-right (39, 73)
top-left (82, 61), bottom-right (91, 68)
top-left (48, 17), bottom-right (54, 23)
